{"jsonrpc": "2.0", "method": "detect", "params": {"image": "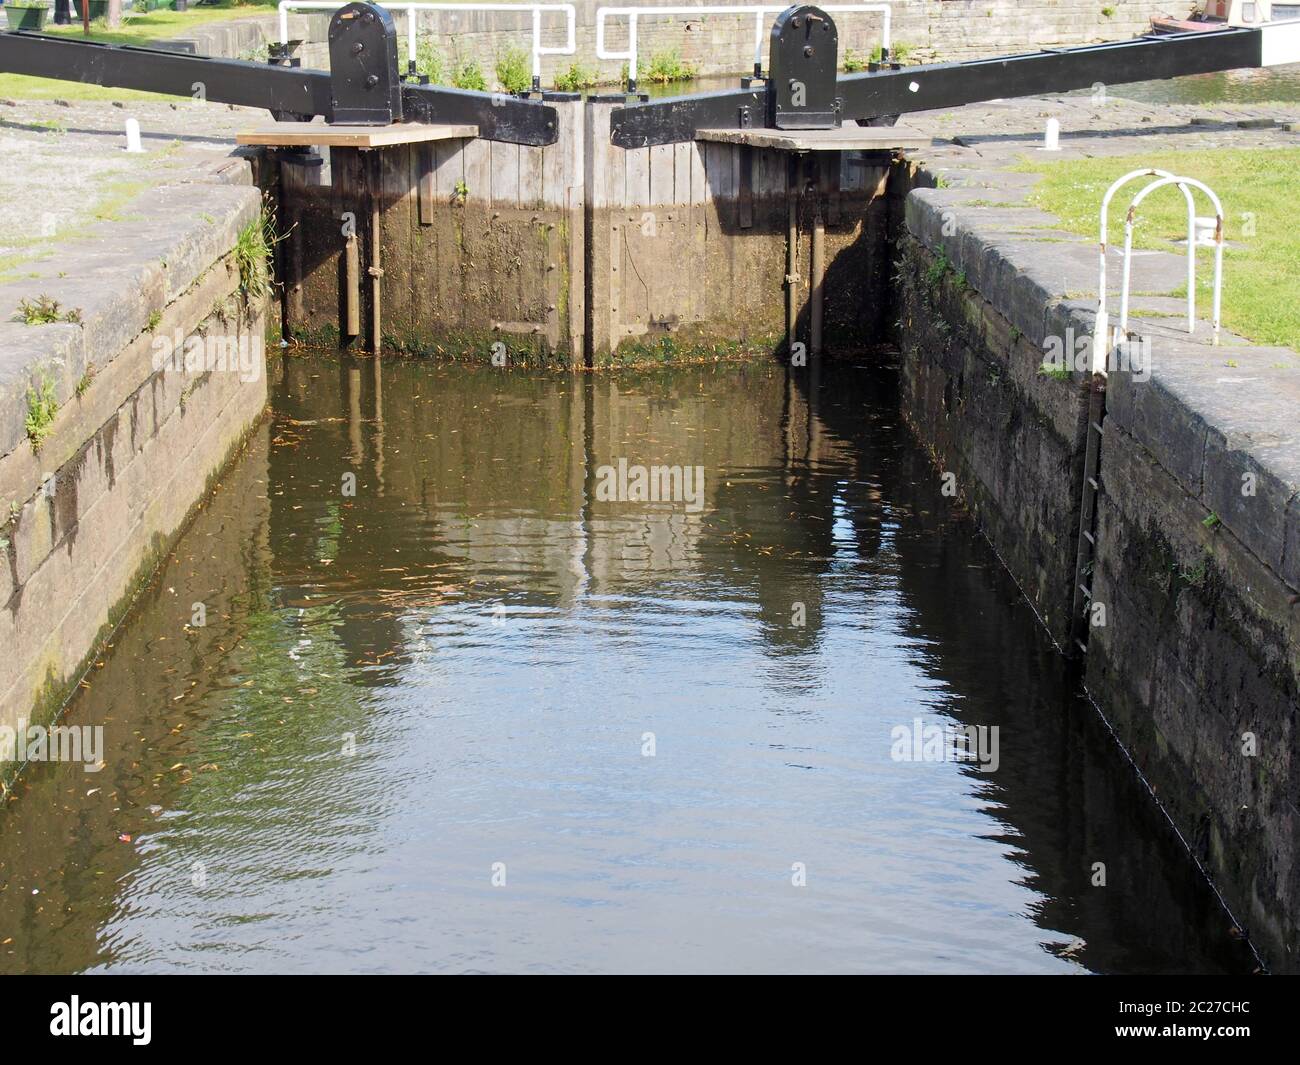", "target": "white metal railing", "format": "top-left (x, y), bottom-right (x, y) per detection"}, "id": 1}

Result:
top-left (1094, 170), bottom-right (1224, 372)
top-left (277, 2), bottom-right (576, 88)
top-left (596, 4), bottom-right (892, 90)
